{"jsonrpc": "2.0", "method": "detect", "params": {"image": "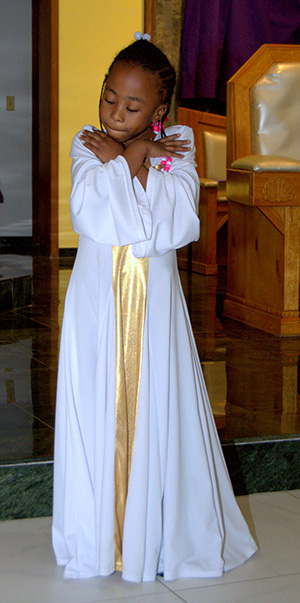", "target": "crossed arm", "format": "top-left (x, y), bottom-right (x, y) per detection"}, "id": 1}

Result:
top-left (79, 129), bottom-right (191, 189)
